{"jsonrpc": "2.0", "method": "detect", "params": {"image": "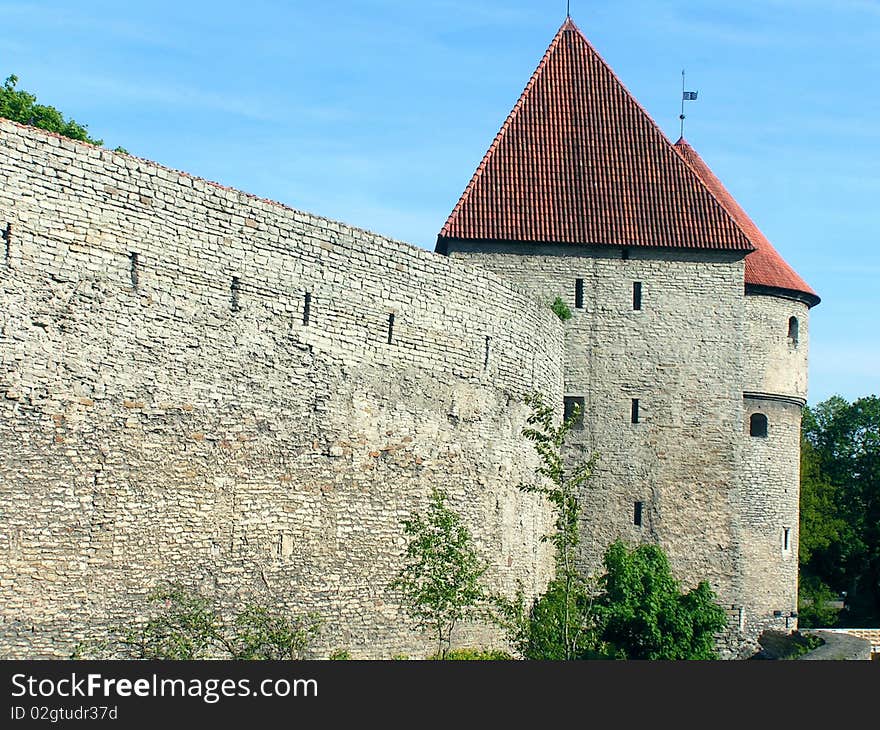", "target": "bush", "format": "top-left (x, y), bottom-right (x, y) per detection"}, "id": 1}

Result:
top-left (551, 297), bottom-right (572, 321)
top-left (225, 605), bottom-right (321, 660)
top-left (430, 648), bottom-right (514, 660)
top-left (797, 576), bottom-right (842, 628)
top-left (596, 541), bottom-right (728, 660)
top-left (72, 584), bottom-right (321, 660)
top-left (521, 578), bottom-right (603, 659)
